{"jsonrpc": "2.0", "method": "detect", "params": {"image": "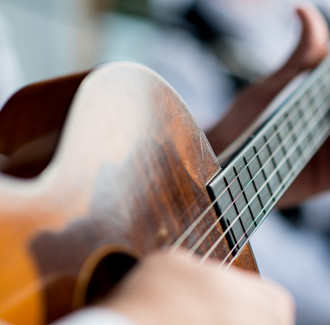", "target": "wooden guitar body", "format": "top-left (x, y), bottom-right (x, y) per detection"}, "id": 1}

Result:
top-left (0, 63), bottom-right (257, 324)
